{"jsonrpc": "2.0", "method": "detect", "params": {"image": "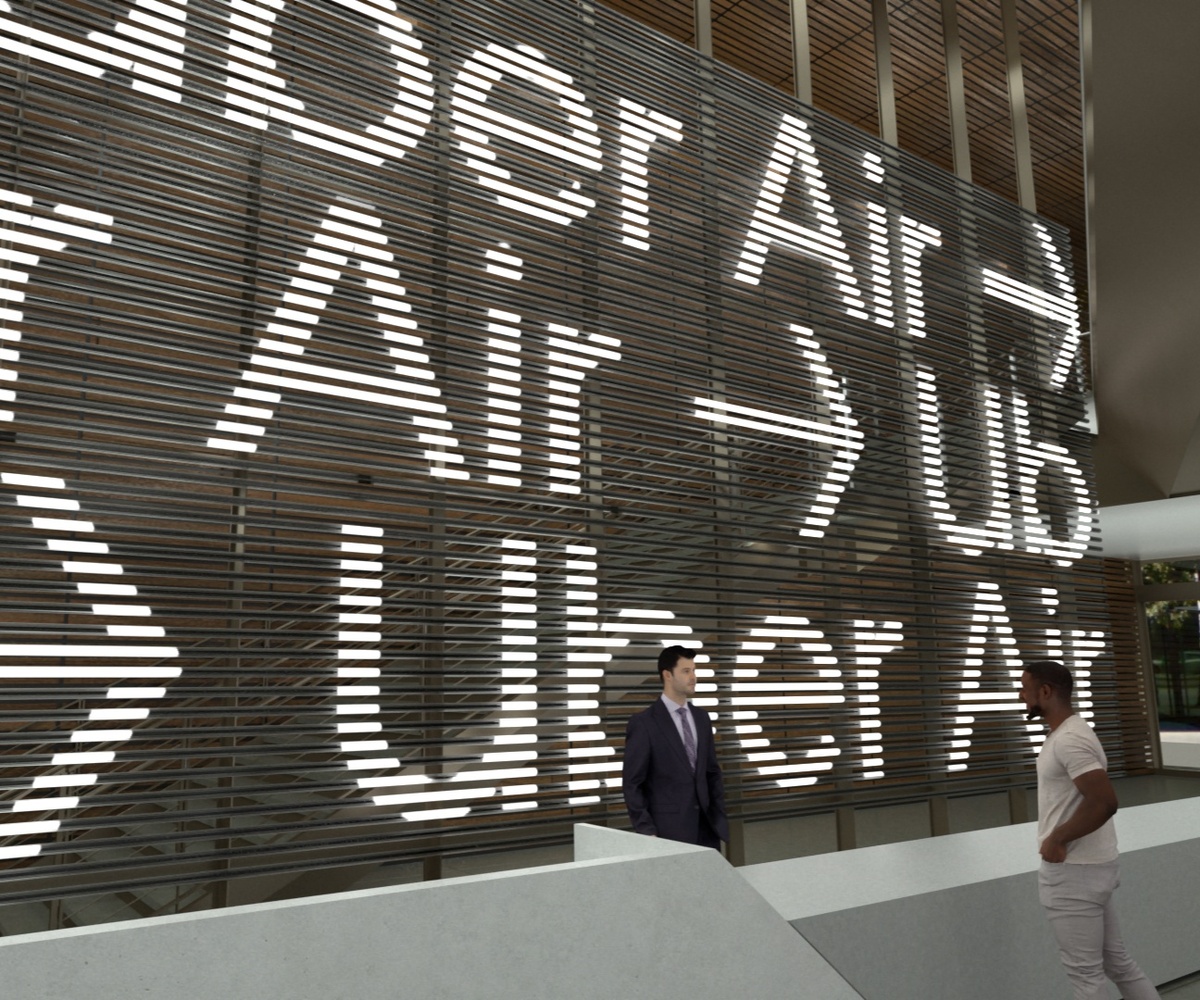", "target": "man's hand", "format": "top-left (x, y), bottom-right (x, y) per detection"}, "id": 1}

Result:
top-left (1039, 836), bottom-right (1067, 863)
top-left (1039, 768), bottom-right (1118, 863)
